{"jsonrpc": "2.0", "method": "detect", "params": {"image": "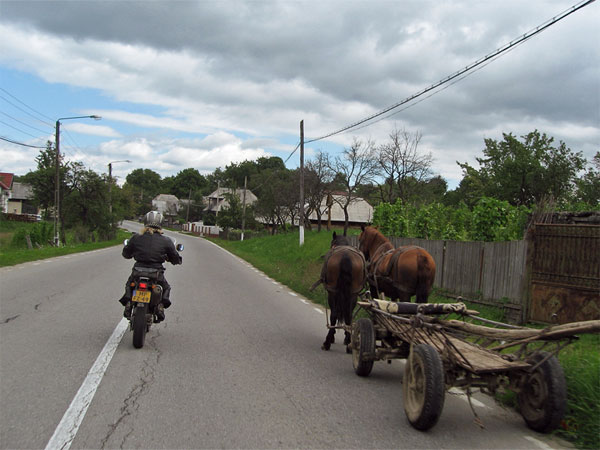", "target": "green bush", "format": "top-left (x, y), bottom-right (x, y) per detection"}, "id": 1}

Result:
top-left (9, 221), bottom-right (54, 248)
top-left (373, 197), bottom-right (530, 242)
